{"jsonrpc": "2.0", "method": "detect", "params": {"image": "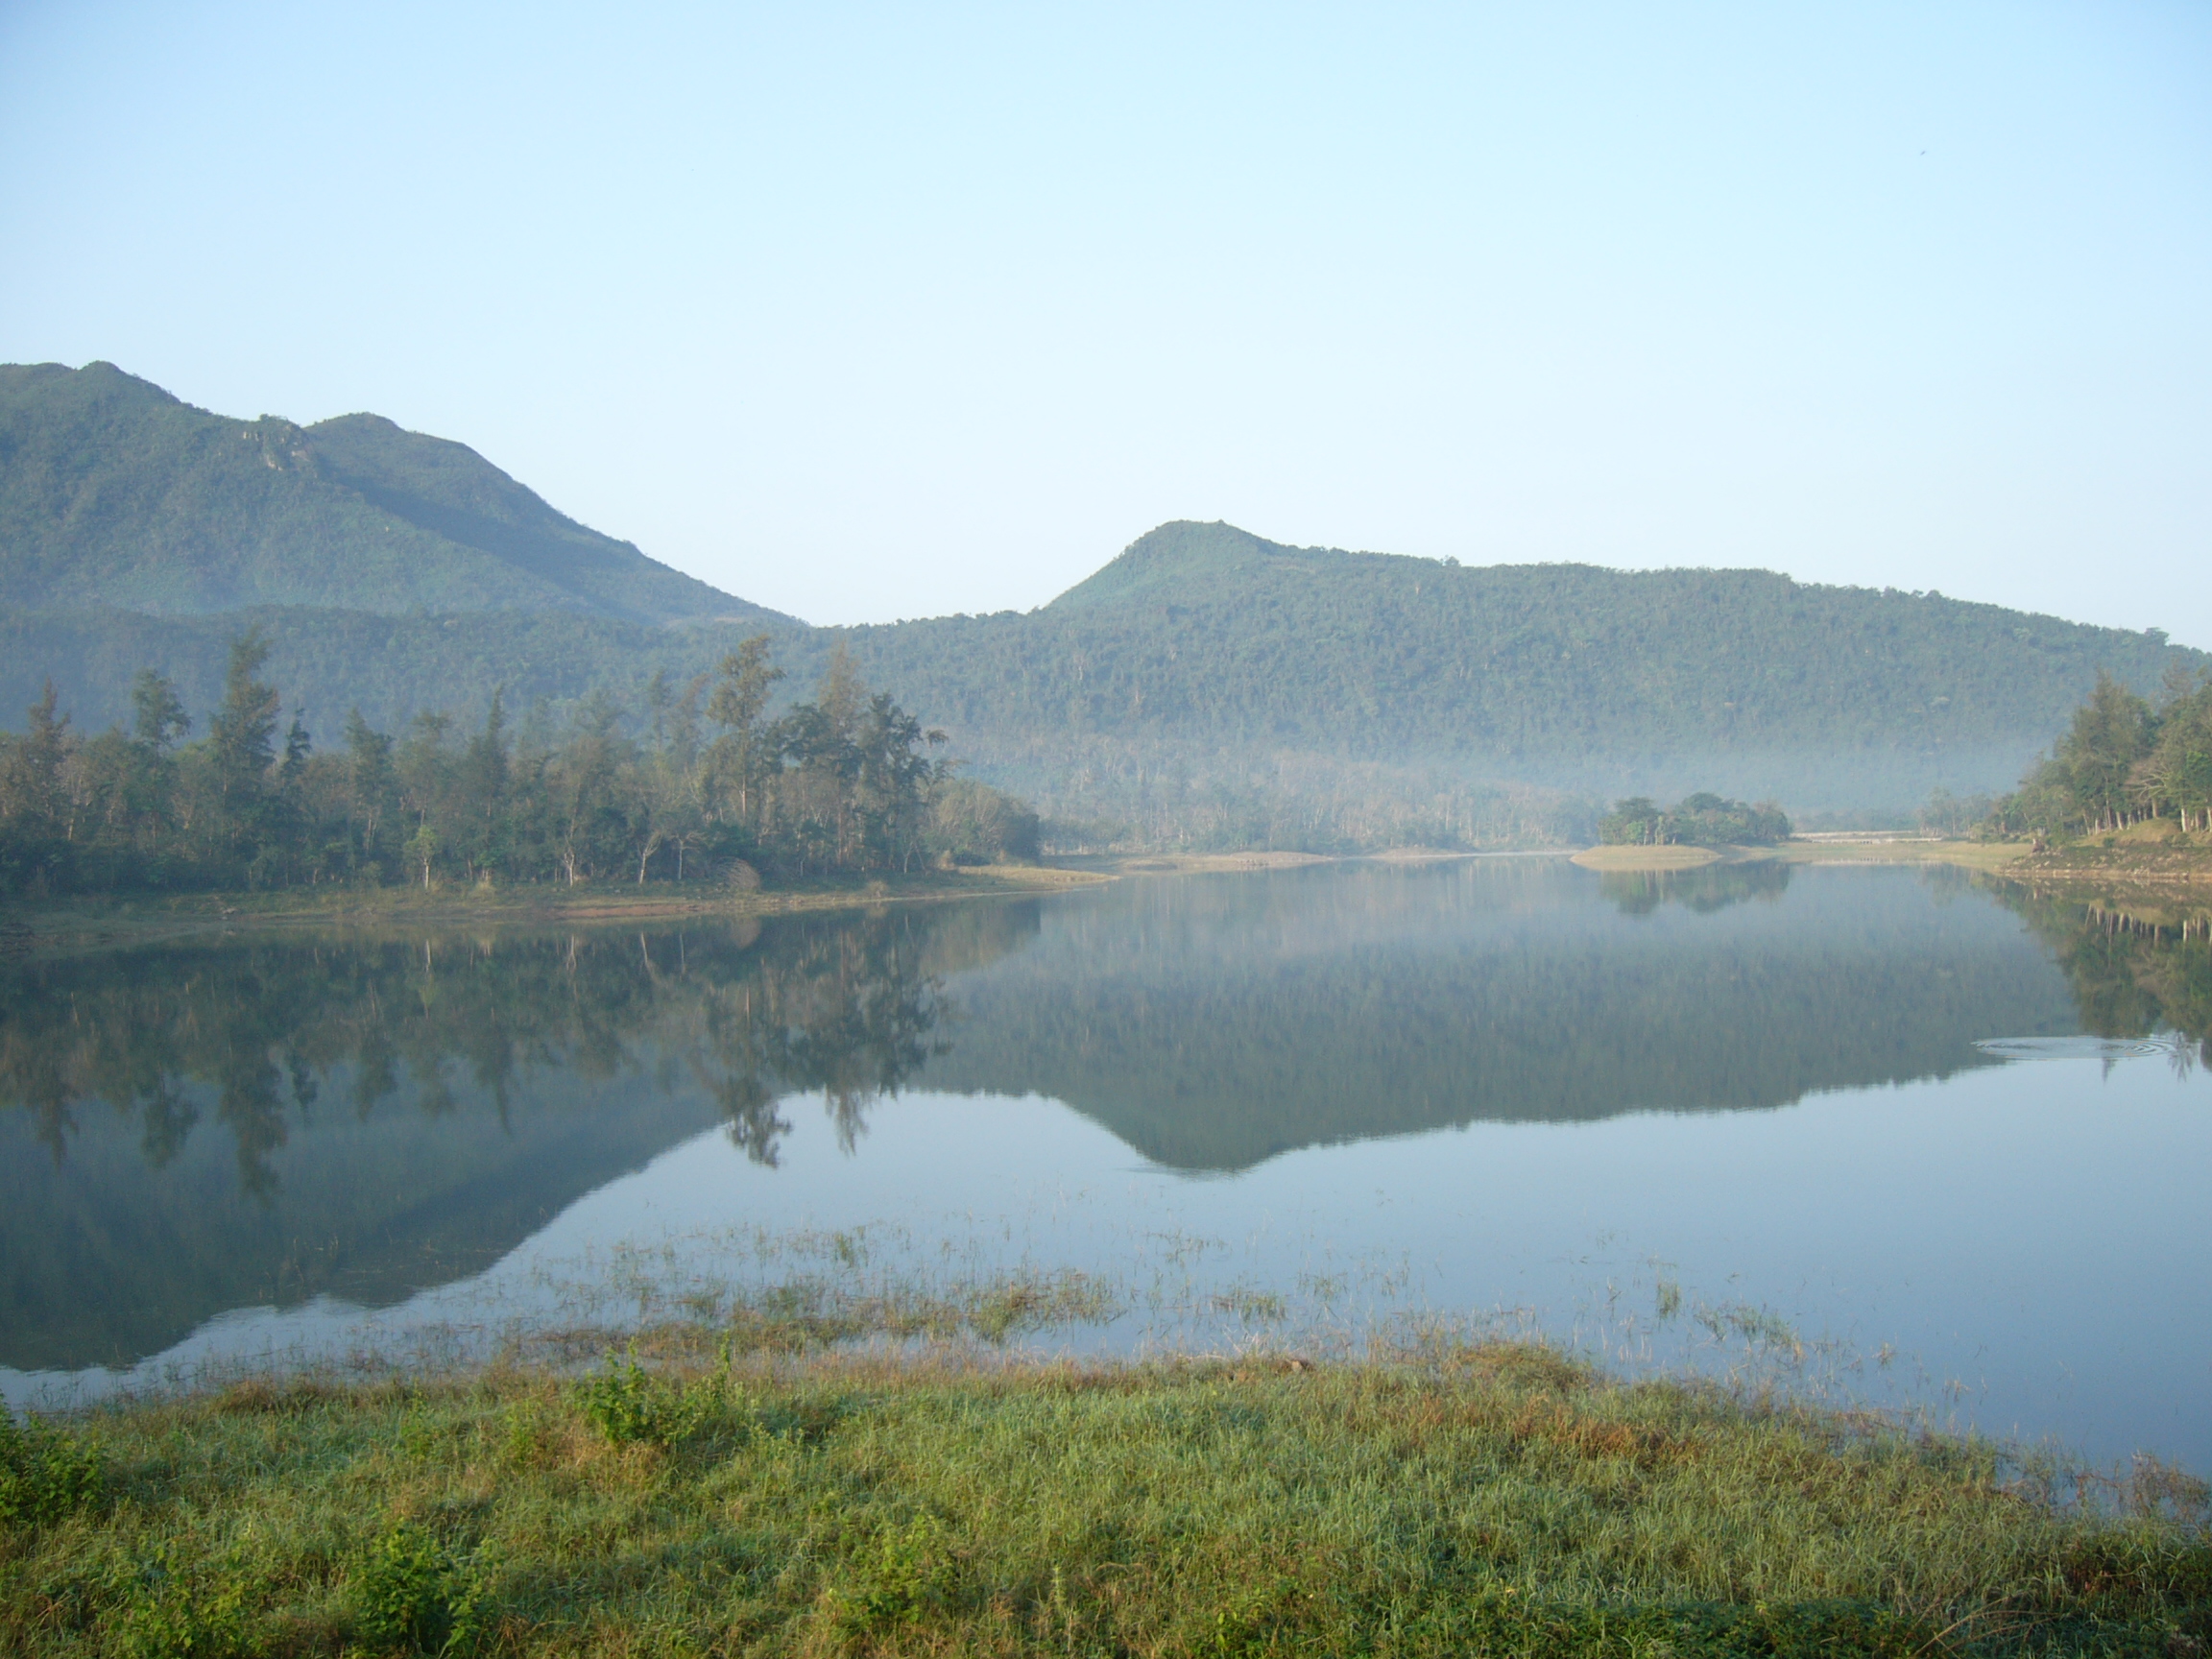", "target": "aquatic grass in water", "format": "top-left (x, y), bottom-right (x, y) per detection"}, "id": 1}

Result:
top-left (509, 1214), bottom-right (1982, 1438)
top-left (7, 1206), bottom-right (2040, 1476)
